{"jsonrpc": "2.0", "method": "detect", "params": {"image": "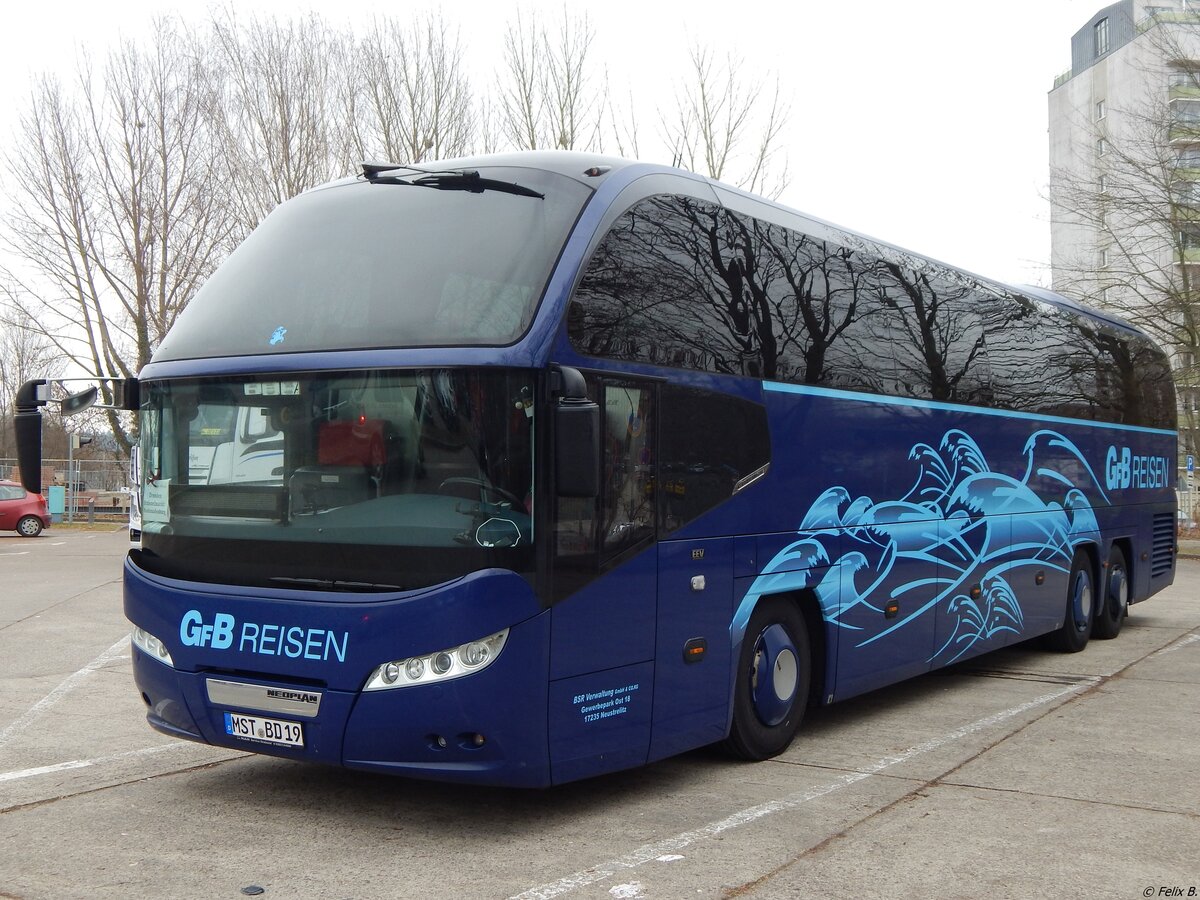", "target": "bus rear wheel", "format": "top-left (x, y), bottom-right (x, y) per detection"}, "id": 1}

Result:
top-left (724, 598), bottom-right (810, 761)
top-left (1047, 550), bottom-right (1094, 653)
top-left (1092, 546), bottom-right (1129, 640)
